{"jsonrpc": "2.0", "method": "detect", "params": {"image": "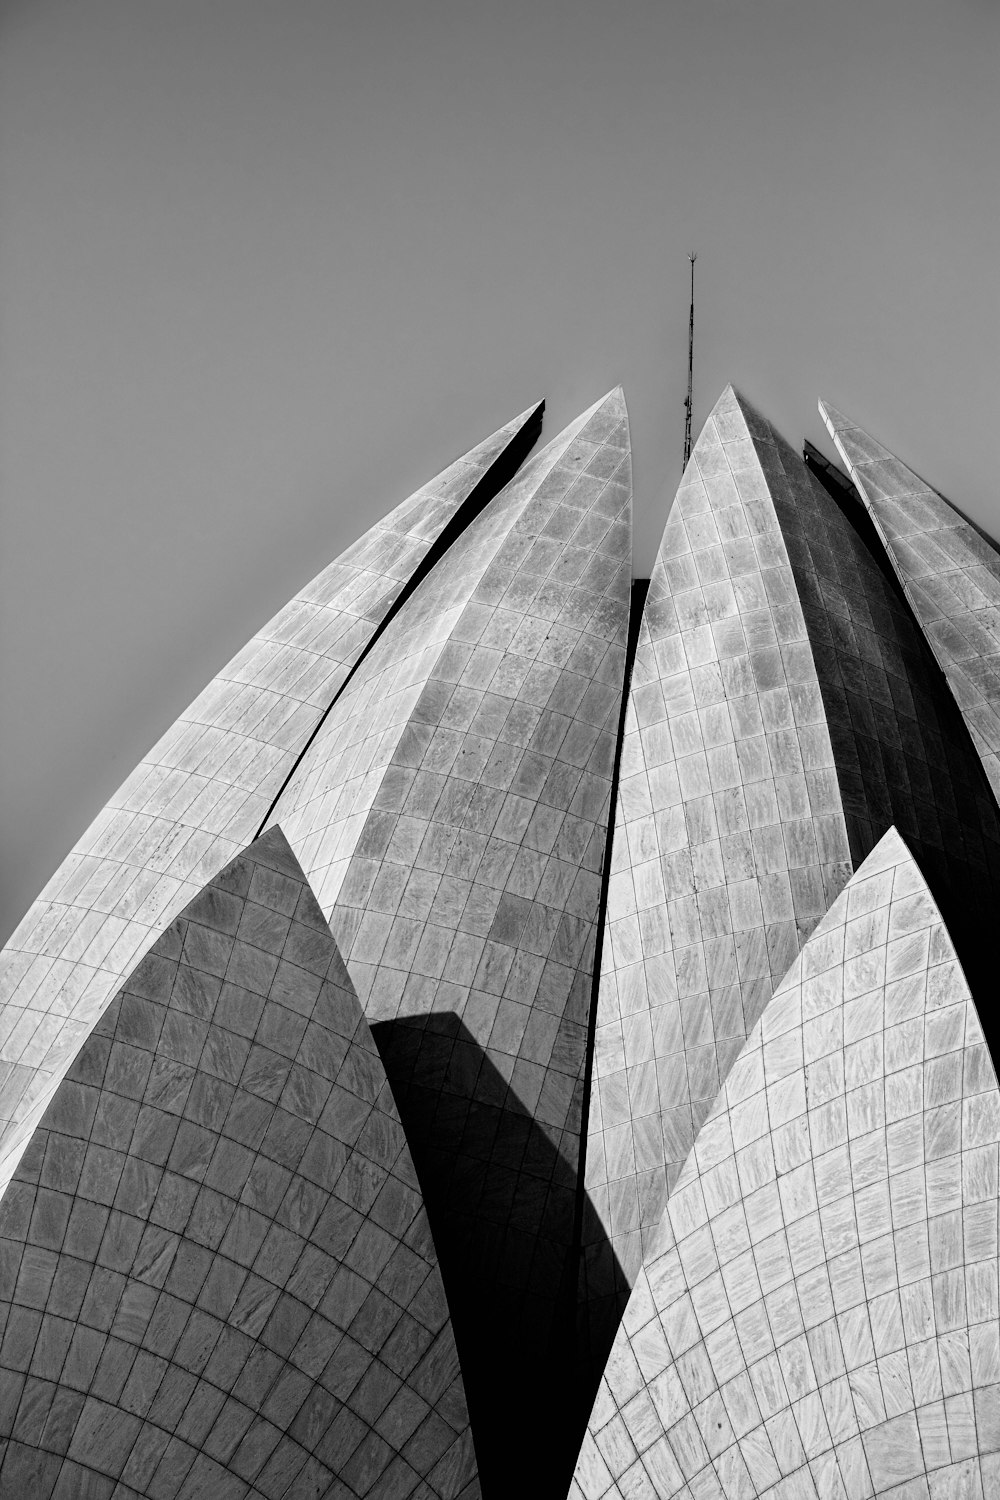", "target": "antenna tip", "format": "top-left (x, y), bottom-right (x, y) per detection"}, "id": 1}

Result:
top-left (689, 252), bottom-right (697, 262)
